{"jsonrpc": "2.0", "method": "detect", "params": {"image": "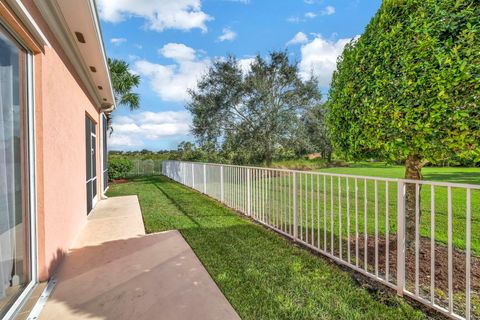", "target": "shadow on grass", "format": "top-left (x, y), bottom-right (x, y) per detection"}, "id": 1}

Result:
top-left (151, 179), bottom-right (202, 227)
top-left (423, 172), bottom-right (480, 185)
top-left (150, 178), bottom-right (247, 222)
